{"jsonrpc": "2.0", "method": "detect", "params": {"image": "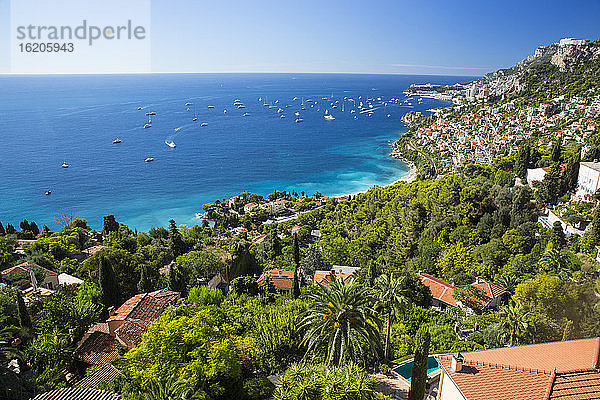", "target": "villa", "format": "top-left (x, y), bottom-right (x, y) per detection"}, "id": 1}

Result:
top-left (435, 337), bottom-right (600, 399)
top-left (258, 269), bottom-right (295, 293)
